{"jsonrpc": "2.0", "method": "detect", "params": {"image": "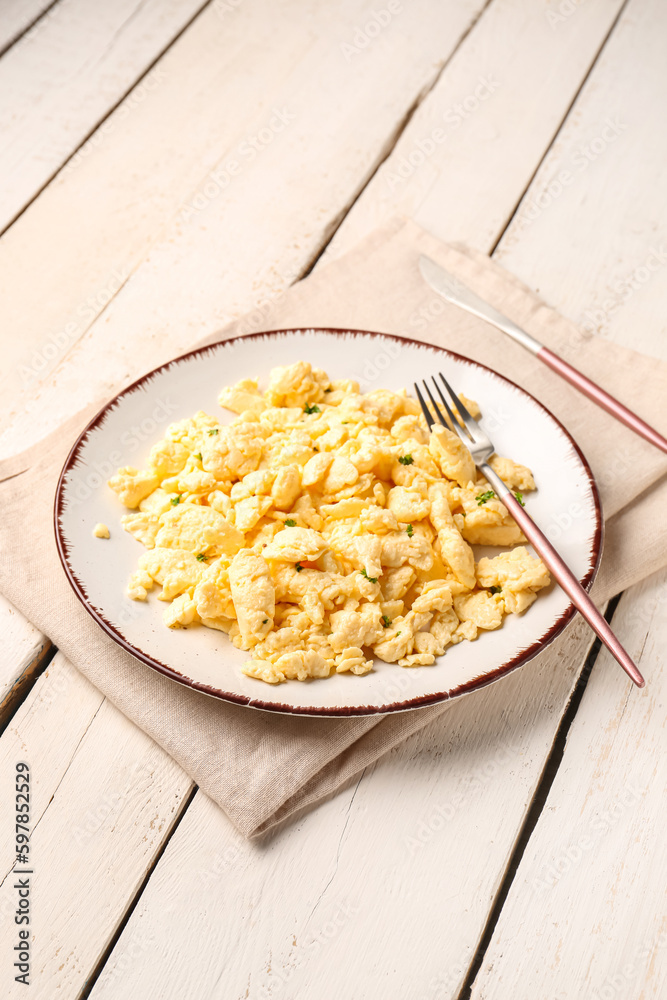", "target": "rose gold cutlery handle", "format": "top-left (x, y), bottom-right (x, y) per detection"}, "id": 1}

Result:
top-left (419, 255), bottom-right (667, 456)
top-left (487, 475), bottom-right (645, 688)
top-left (538, 347), bottom-right (667, 455)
